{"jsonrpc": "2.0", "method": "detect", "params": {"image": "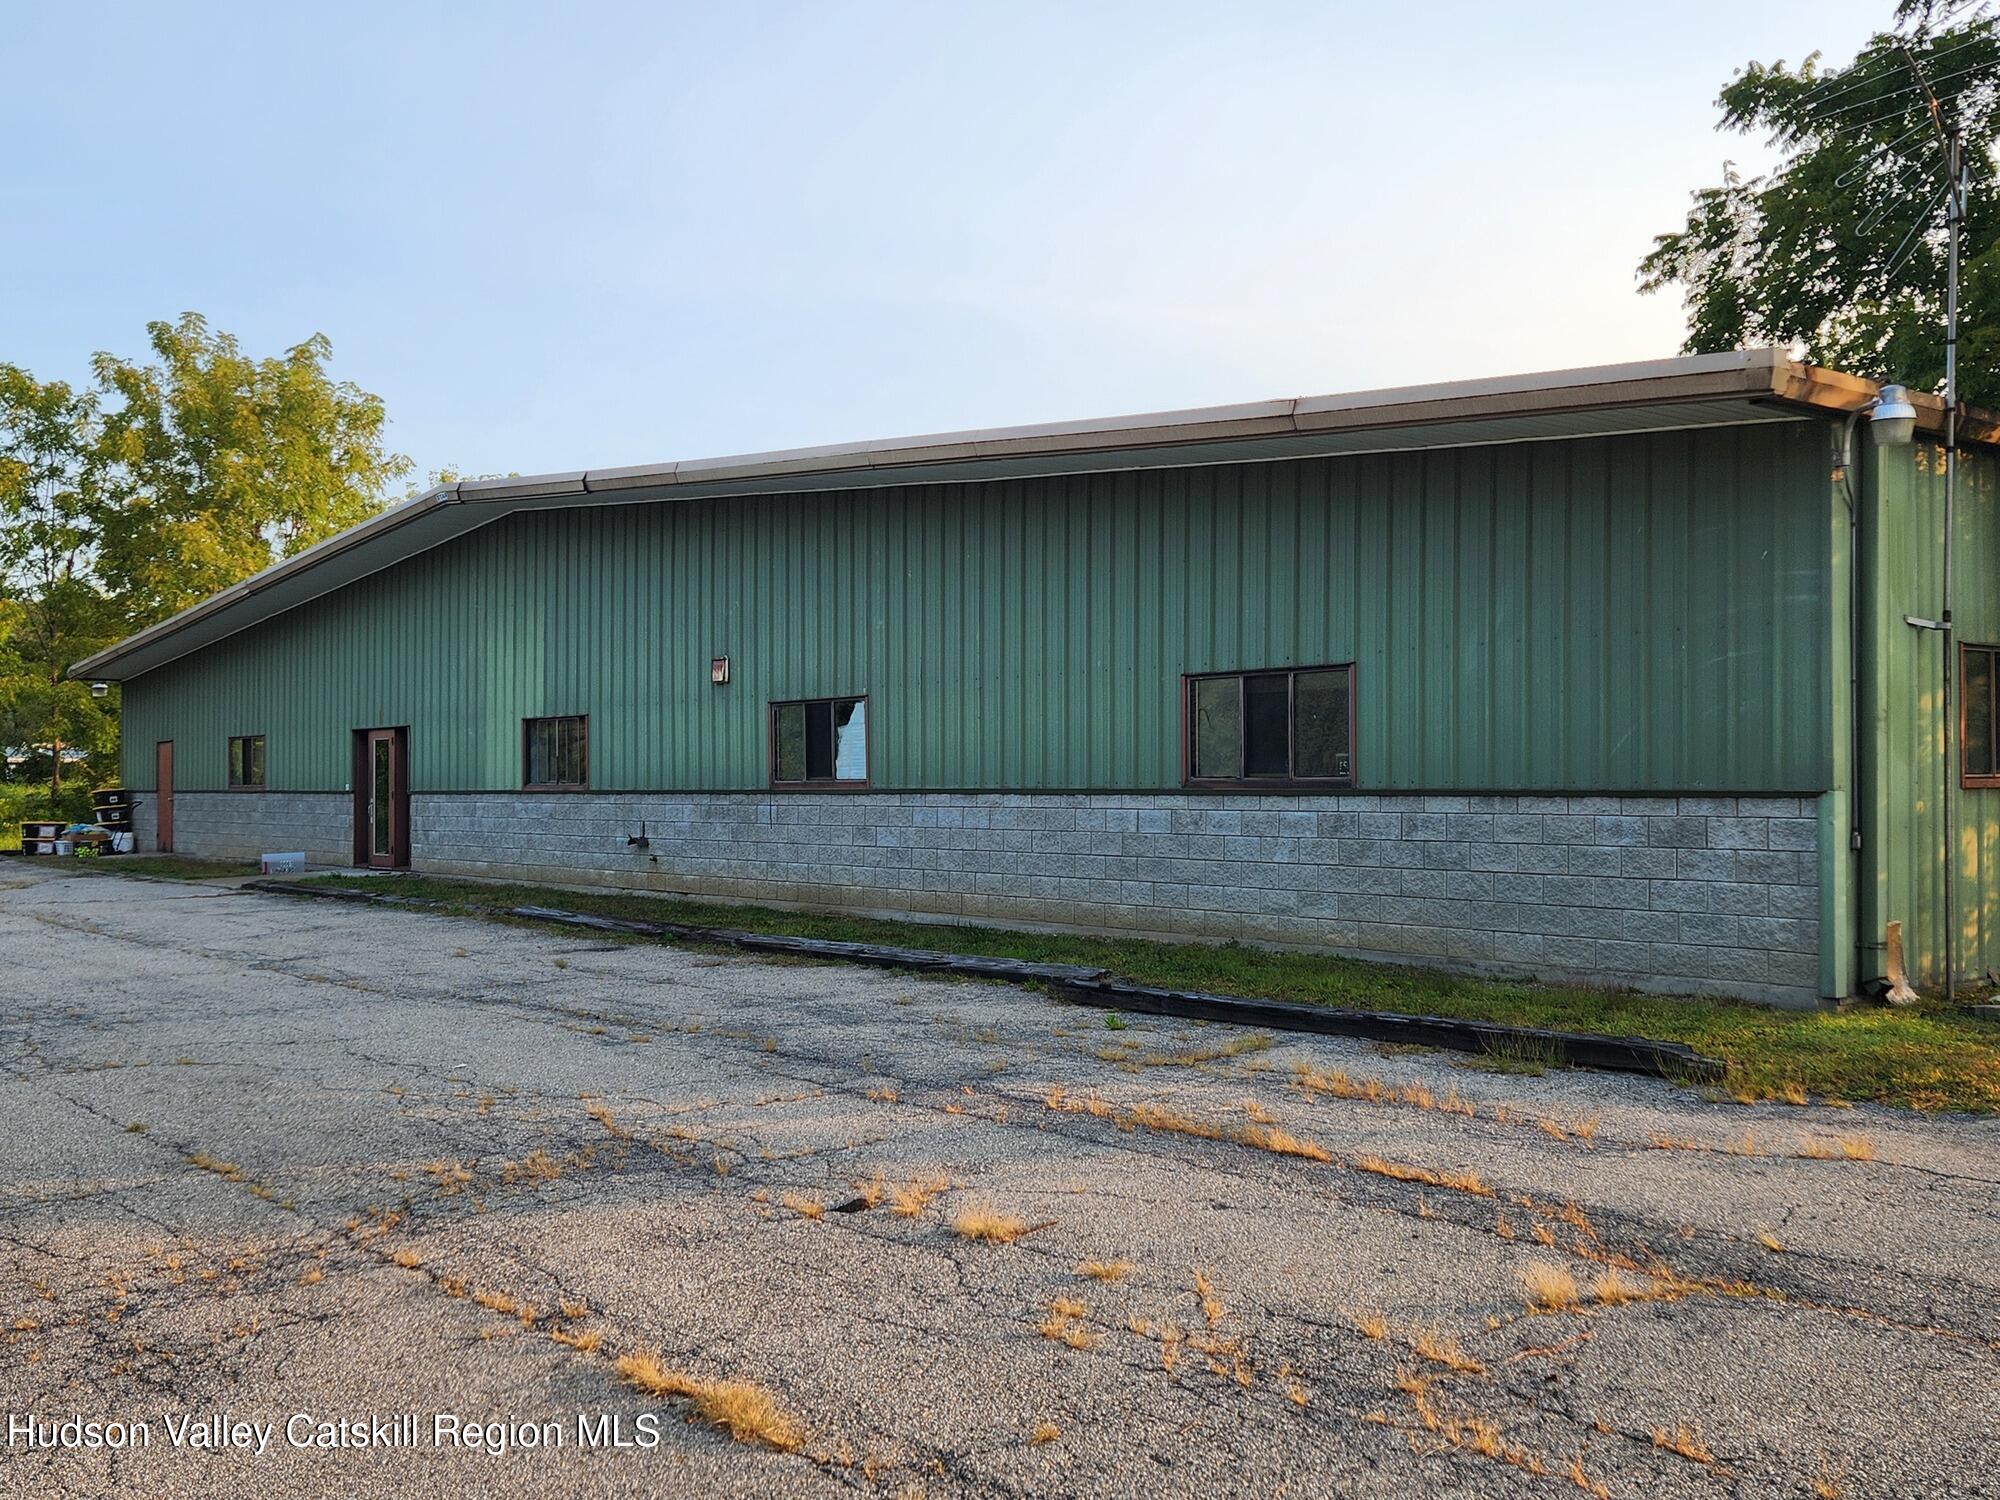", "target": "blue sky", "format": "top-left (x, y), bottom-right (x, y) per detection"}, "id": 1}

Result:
top-left (5, 2), bottom-right (1894, 485)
